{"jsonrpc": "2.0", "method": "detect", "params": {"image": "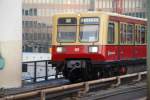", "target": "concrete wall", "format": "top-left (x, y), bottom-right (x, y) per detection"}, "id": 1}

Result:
top-left (0, 0), bottom-right (22, 88)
